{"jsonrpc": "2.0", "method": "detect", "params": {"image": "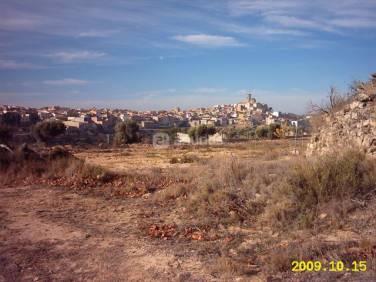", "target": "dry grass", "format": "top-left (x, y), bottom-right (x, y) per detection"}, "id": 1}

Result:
top-left (1, 156), bottom-right (113, 186)
top-left (210, 257), bottom-right (247, 277)
top-left (153, 183), bottom-right (189, 202)
top-left (169, 154), bottom-right (199, 164)
top-left (73, 139), bottom-right (302, 172)
top-left (0, 151), bottom-right (182, 199)
top-left (2, 140), bottom-right (375, 279)
top-left (163, 156), bottom-right (288, 226)
top-left (264, 150), bottom-right (376, 229)
top-left (153, 148), bottom-right (376, 236)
